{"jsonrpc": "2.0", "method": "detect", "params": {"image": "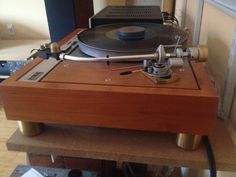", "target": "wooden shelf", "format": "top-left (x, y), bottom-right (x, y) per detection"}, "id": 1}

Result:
top-left (6, 119), bottom-right (236, 172)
